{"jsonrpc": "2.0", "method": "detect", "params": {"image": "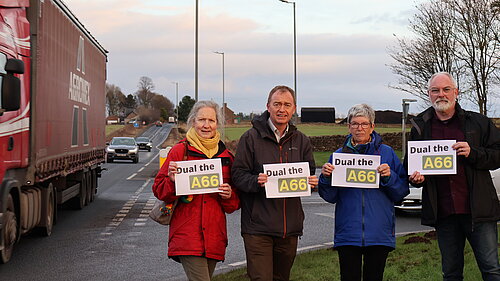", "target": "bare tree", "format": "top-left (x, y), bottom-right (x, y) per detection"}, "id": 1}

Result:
top-left (105, 83), bottom-right (125, 116)
top-left (136, 76), bottom-right (156, 108)
top-left (389, 0), bottom-right (500, 115)
top-left (389, 1), bottom-right (465, 103)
